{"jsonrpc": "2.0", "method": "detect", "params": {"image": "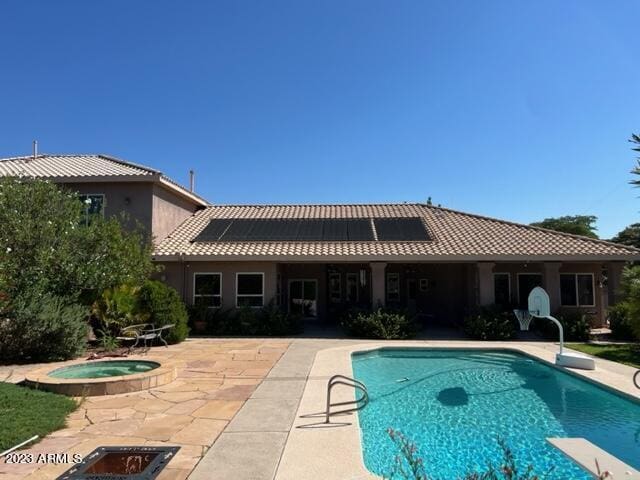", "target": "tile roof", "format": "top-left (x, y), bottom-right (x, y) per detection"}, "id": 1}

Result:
top-left (0, 154), bottom-right (208, 206)
top-left (154, 203), bottom-right (640, 261)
